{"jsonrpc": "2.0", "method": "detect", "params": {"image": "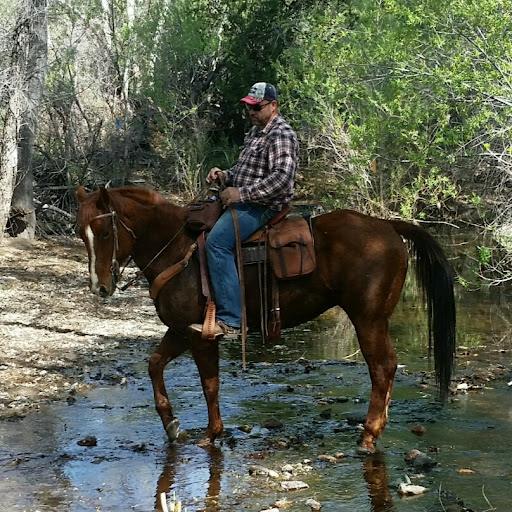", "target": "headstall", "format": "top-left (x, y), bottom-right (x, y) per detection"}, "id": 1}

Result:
top-left (90, 208), bottom-right (136, 284)
top-left (90, 207), bottom-right (189, 293)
